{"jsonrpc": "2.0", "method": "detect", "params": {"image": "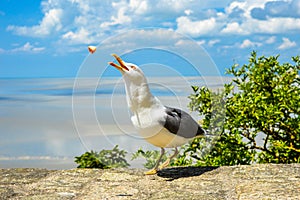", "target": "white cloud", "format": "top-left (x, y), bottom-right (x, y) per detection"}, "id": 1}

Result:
top-left (222, 1), bottom-right (300, 35)
top-left (240, 39), bottom-right (253, 48)
top-left (226, 0), bottom-right (269, 18)
top-left (278, 37), bottom-right (296, 50)
top-left (100, 6), bottom-right (132, 29)
top-left (174, 1), bottom-right (300, 37)
top-left (129, 0), bottom-right (148, 15)
top-left (251, 0), bottom-right (300, 19)
top-left (221, 17), bottom-right (300, 35)
top-left (11, 42), bottom-right (45, 53)
top-left (71, 0), bottom-right (91, 14)
top-left (62, 28), bottom-right (93, 44)
top-left (176, 16), bottom-right (217, 37)
top-left (265, 36), bottom-right (276, 44)
top-left (208, 39), bottom-right (220, 47)
top-left (111, 2), bottom-right (132, 24)
top-left (252, 17), bottom-right (300, 34)
top-left (184, 9), bottom-right (193, 16)
top-left (5, 0), bottom-right (300, 54)
top-left (239, 39), bottom-right (262, 49)
top-left (221, 22), bottom-right (248, 35)
top-left (101, 29), bottom-right (181, 49)
top-left (7, 8), bottom-right (63, 37)
top-left (197, 40), bottom-right (206, 46)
